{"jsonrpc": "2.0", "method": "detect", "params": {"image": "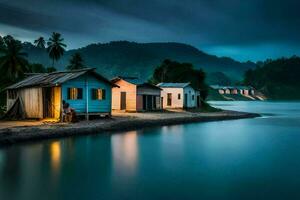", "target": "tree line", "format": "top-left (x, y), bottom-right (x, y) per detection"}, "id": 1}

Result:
top-left (150, 59), bottom-right (209, 100)
top-left (243, 56), bottom-right (300, 99)
top-left (0, 33), bottom-right (85, 85)
top-left (0, 33), bottom-right (86, 112)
